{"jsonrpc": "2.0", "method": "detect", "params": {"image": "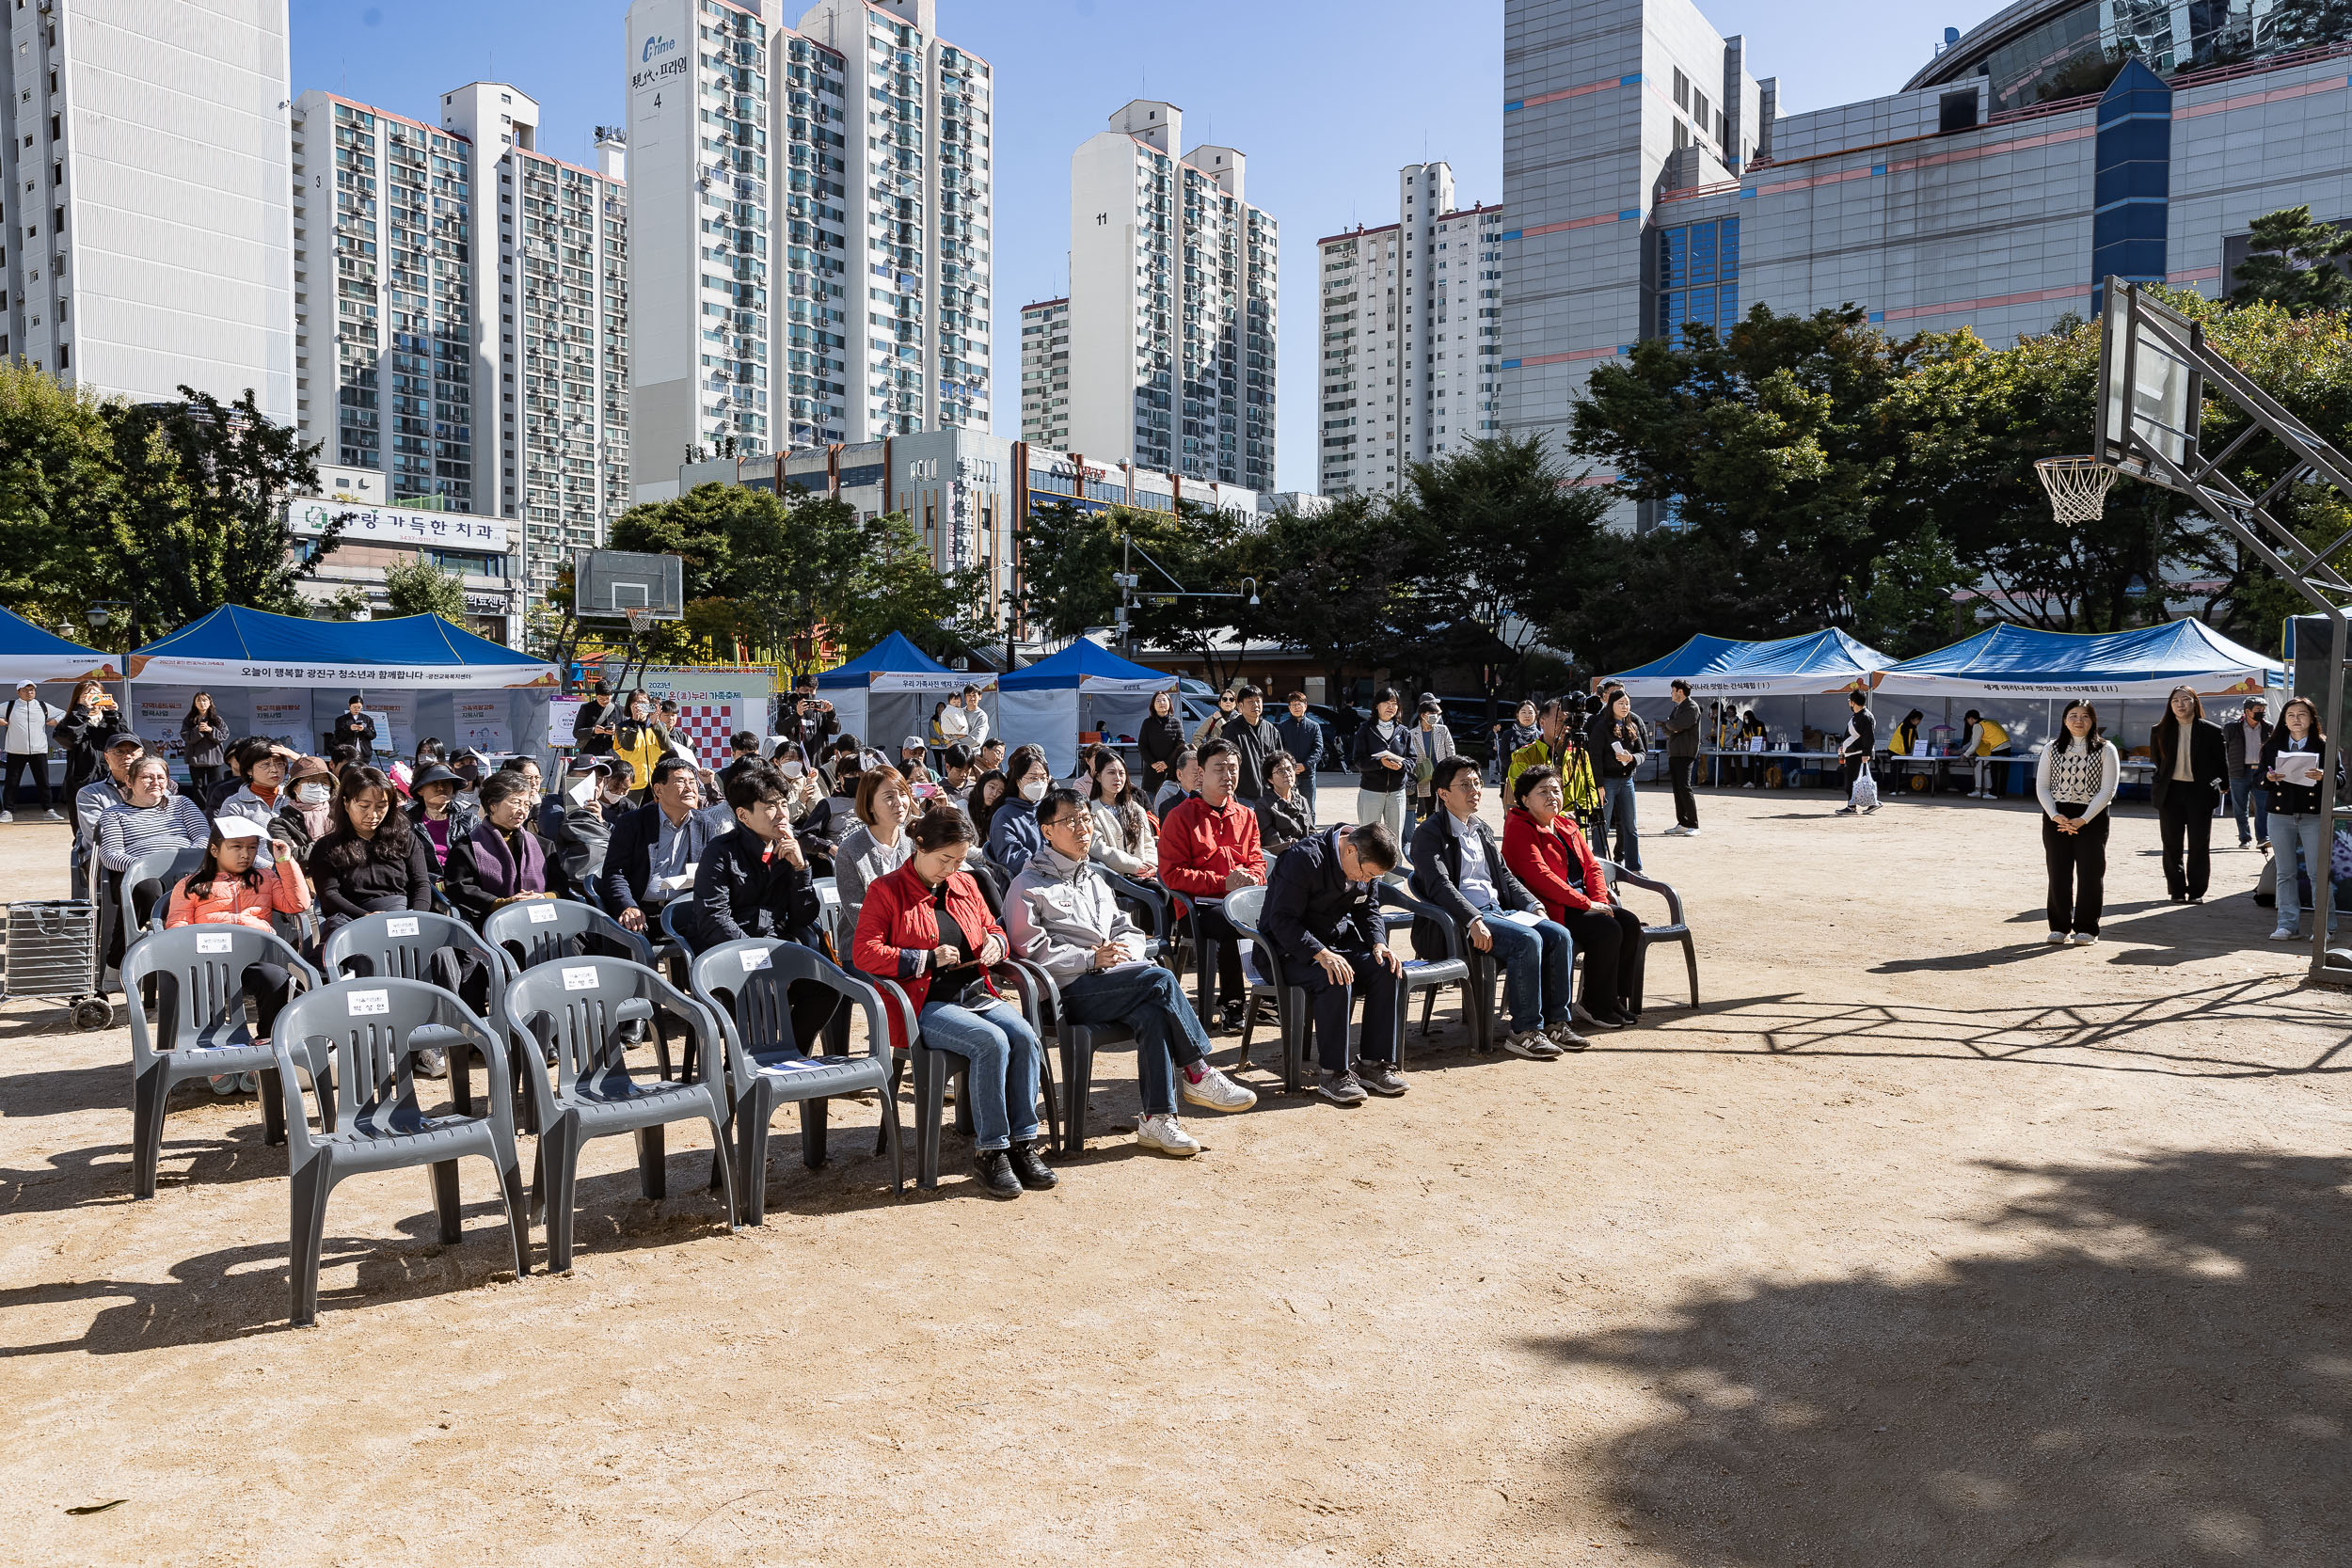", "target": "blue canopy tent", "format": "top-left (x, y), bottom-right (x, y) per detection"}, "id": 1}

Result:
top-left (1872, 620), bottom-right (2280, 700)
top-left (0, 605), bottom-right (119, 687)
top-left (126, 606), bottom-right (559, 769)
top-left (1607, 628), bottom-right (1893, 698)
top-left (999, 639), bottom-right (1179, 775)
top-left (813, 631), bottom-right (992, 755)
